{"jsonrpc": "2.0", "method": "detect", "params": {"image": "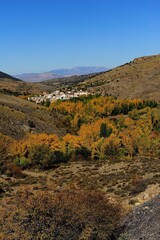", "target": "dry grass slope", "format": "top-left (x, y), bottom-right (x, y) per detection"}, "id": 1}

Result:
top-left (0, 93), bottom-right (71, 139)
top-left (84, 54), bottom-right (160, 101)
top-left (0, 78), bottom-right (58, 95)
